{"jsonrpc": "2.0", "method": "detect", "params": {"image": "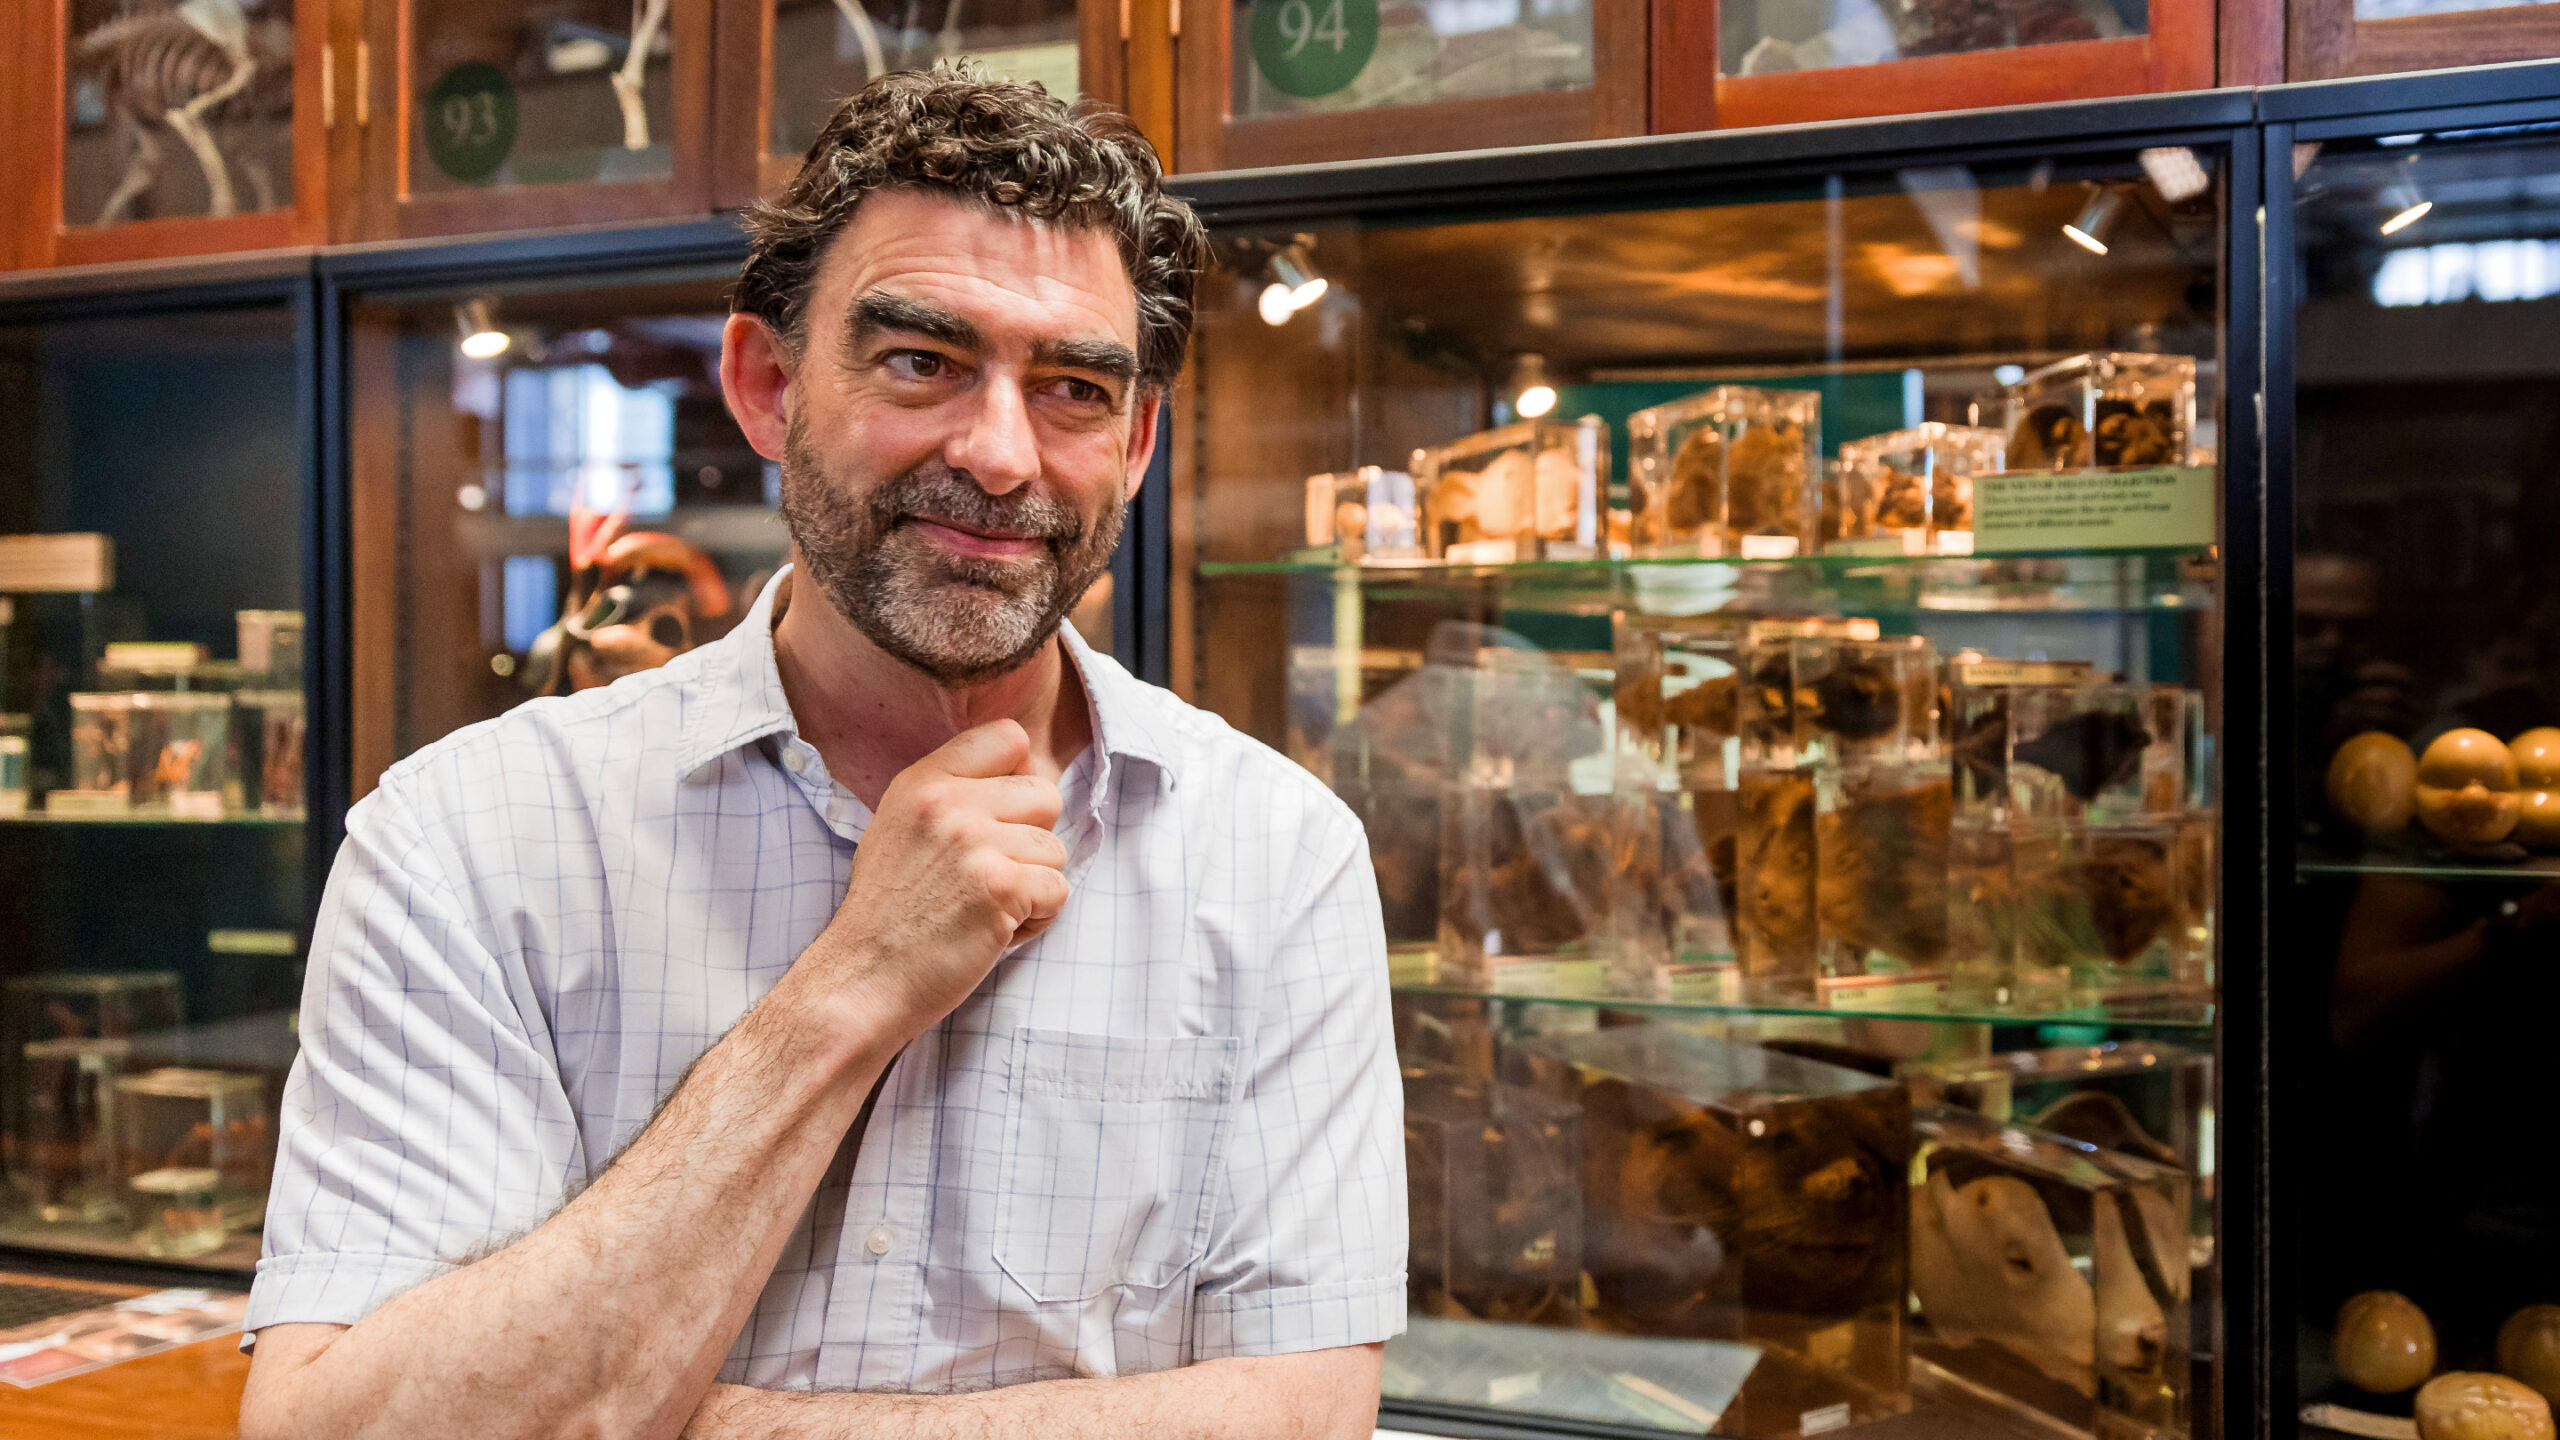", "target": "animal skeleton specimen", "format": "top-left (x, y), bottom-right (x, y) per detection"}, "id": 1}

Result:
top-left (77, 0), bottom-right (293, 224)
top-left (827, 0), bottom-right (971, 85)
top-left (608, 0), bottom-right (671, 150)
